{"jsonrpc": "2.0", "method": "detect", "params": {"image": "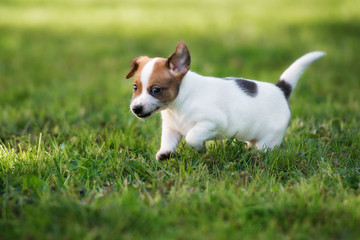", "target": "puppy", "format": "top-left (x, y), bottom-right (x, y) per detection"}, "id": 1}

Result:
top-left (126, 41), bottom-right (325, 160)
